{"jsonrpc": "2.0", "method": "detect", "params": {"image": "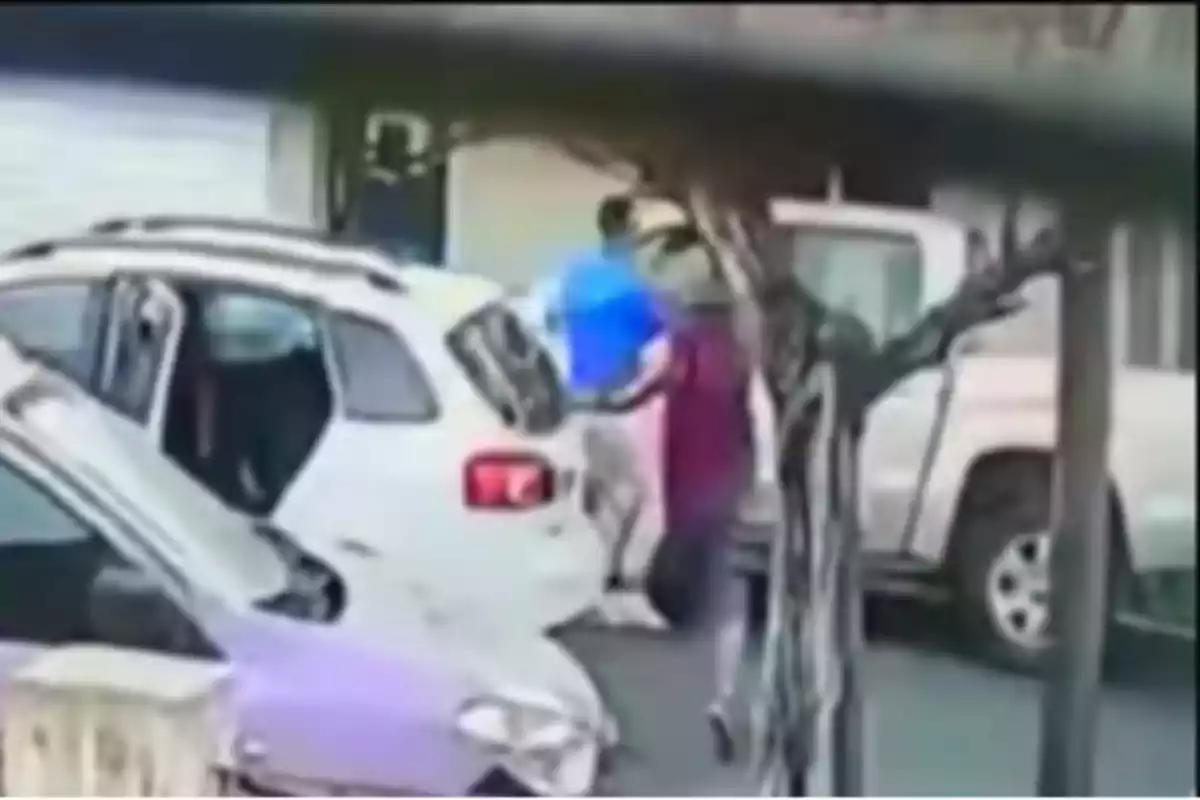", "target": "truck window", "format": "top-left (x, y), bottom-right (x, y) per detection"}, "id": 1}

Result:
top-left (788, 224), bottom-right (924, 345)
